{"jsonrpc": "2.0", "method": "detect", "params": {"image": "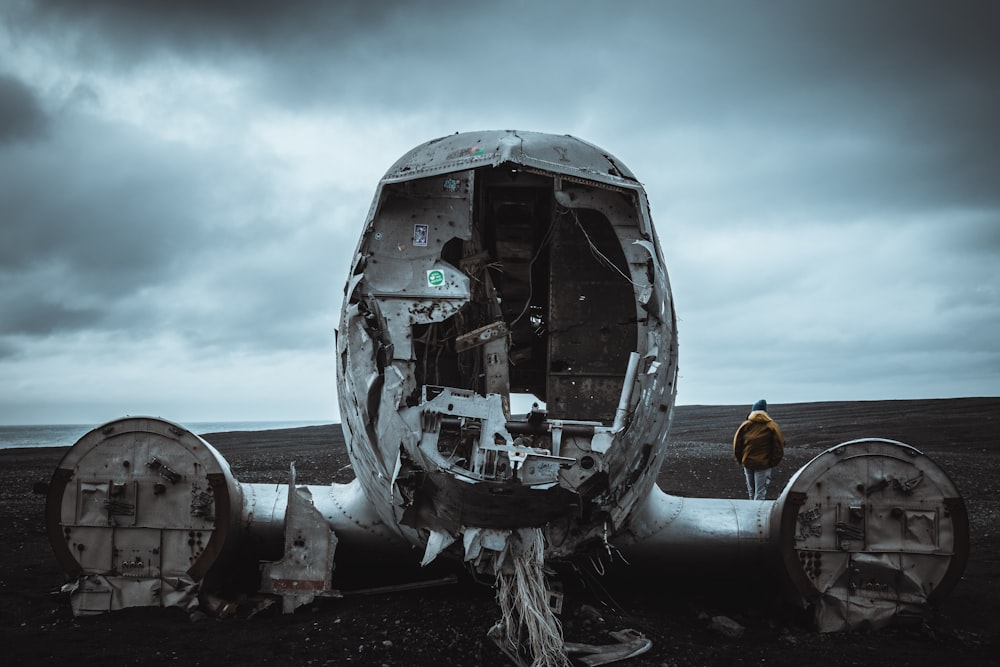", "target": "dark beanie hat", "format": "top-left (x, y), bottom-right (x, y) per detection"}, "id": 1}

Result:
top-left (752, 399), bottom-right (767, 412)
